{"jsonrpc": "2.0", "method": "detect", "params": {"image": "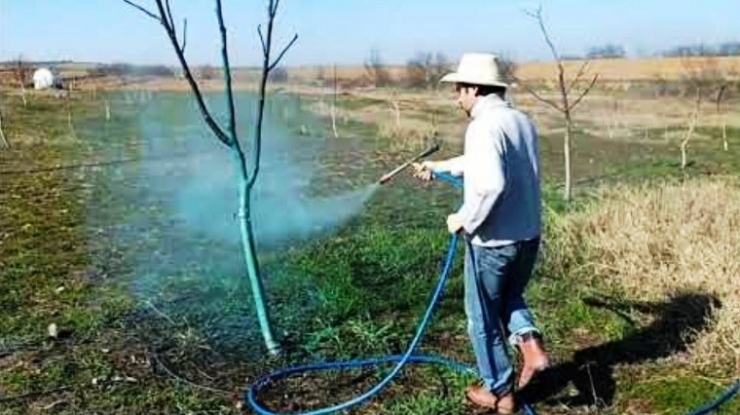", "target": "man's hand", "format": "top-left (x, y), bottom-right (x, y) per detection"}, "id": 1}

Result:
top-left (446, 213), bottom-right (464, 234)
top-left (412, 161), bottom-right (436, 181)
